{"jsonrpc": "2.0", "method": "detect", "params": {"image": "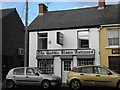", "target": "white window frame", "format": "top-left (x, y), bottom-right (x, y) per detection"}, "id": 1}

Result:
top-left (77, 30), bottom-right (89, 49)
top-left (38, 33), bottom-right (48, 50)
